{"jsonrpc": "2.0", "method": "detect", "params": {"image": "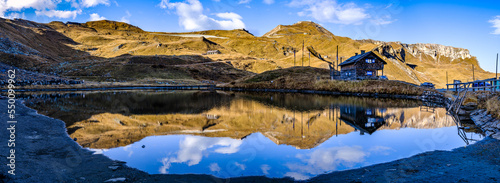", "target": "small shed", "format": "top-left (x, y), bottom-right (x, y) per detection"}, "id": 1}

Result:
top-left (338, 50), bottom-right (387, 80)
top-left (206, 50), bottom-right (221, 55)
